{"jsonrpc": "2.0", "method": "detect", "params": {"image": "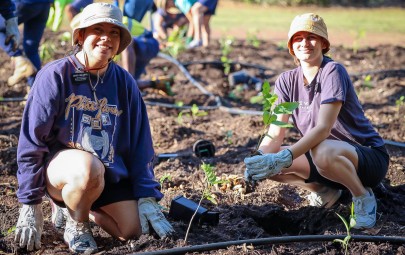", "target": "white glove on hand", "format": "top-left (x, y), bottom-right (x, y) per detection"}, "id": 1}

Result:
top-left (14, 204), bottom-right (44, 251)
top-left (5, 17), bottom-right (20, 51)
top-left (138, 197), bottom-right (174, 238)
top-left (244, 149), bottom-right (293, 181)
